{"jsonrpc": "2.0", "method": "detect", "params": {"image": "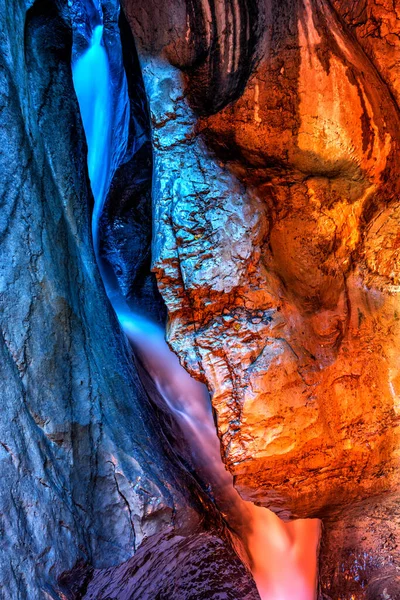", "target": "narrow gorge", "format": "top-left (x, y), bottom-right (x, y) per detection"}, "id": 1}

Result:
top-left (1, 1), bottom-right (400, 599)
